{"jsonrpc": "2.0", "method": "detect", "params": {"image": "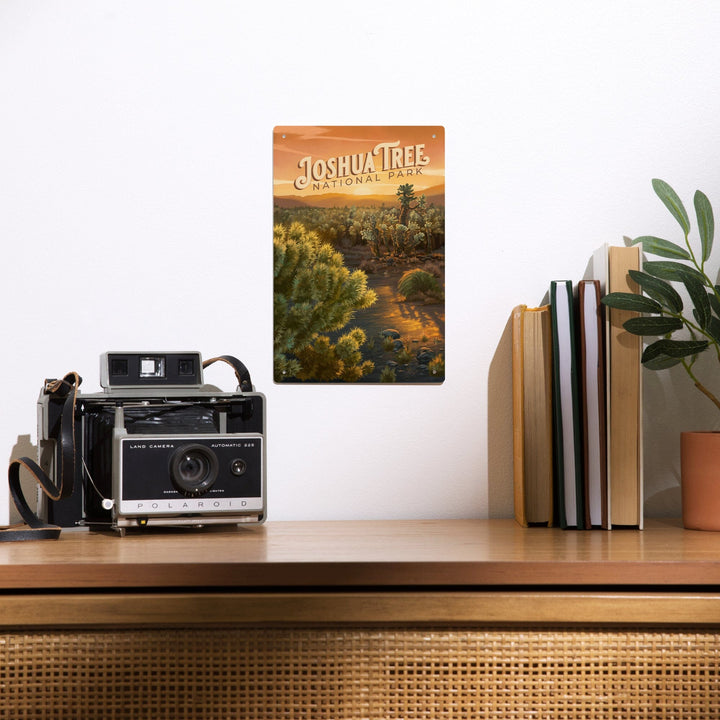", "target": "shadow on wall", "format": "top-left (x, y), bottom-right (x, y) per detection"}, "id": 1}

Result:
top-left (8, 434), bottom-right (38, 525)
top-left (642, 353), bottom-right (720, 517)
top-left (487, 314), bottom-right (514, 519)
